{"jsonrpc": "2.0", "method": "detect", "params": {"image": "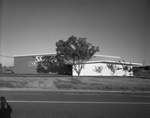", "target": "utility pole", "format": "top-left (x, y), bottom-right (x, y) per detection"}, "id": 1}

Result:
top-left (143, 60), bottom-right (145, 66)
